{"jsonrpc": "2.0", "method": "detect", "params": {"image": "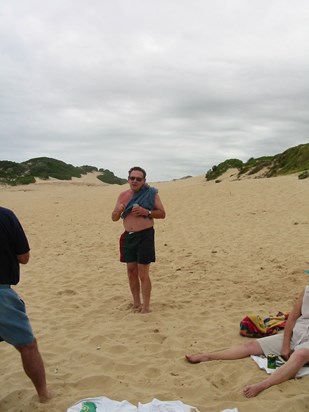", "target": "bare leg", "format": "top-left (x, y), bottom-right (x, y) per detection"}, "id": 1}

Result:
top-left (138, 263), bottom-right (151, 313)
top-left (244, 348), bottom-right (309, 397)
top-left (126, 263), bottom-right (141, 309)
top-left (186, 340), bottom-right (263, 363)
top-left (15, 339), bottom-right (50, 403)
